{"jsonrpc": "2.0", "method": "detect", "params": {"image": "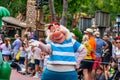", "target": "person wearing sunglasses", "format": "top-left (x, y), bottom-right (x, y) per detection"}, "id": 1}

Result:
top-left (114, 36), bottom-right (120, 72)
